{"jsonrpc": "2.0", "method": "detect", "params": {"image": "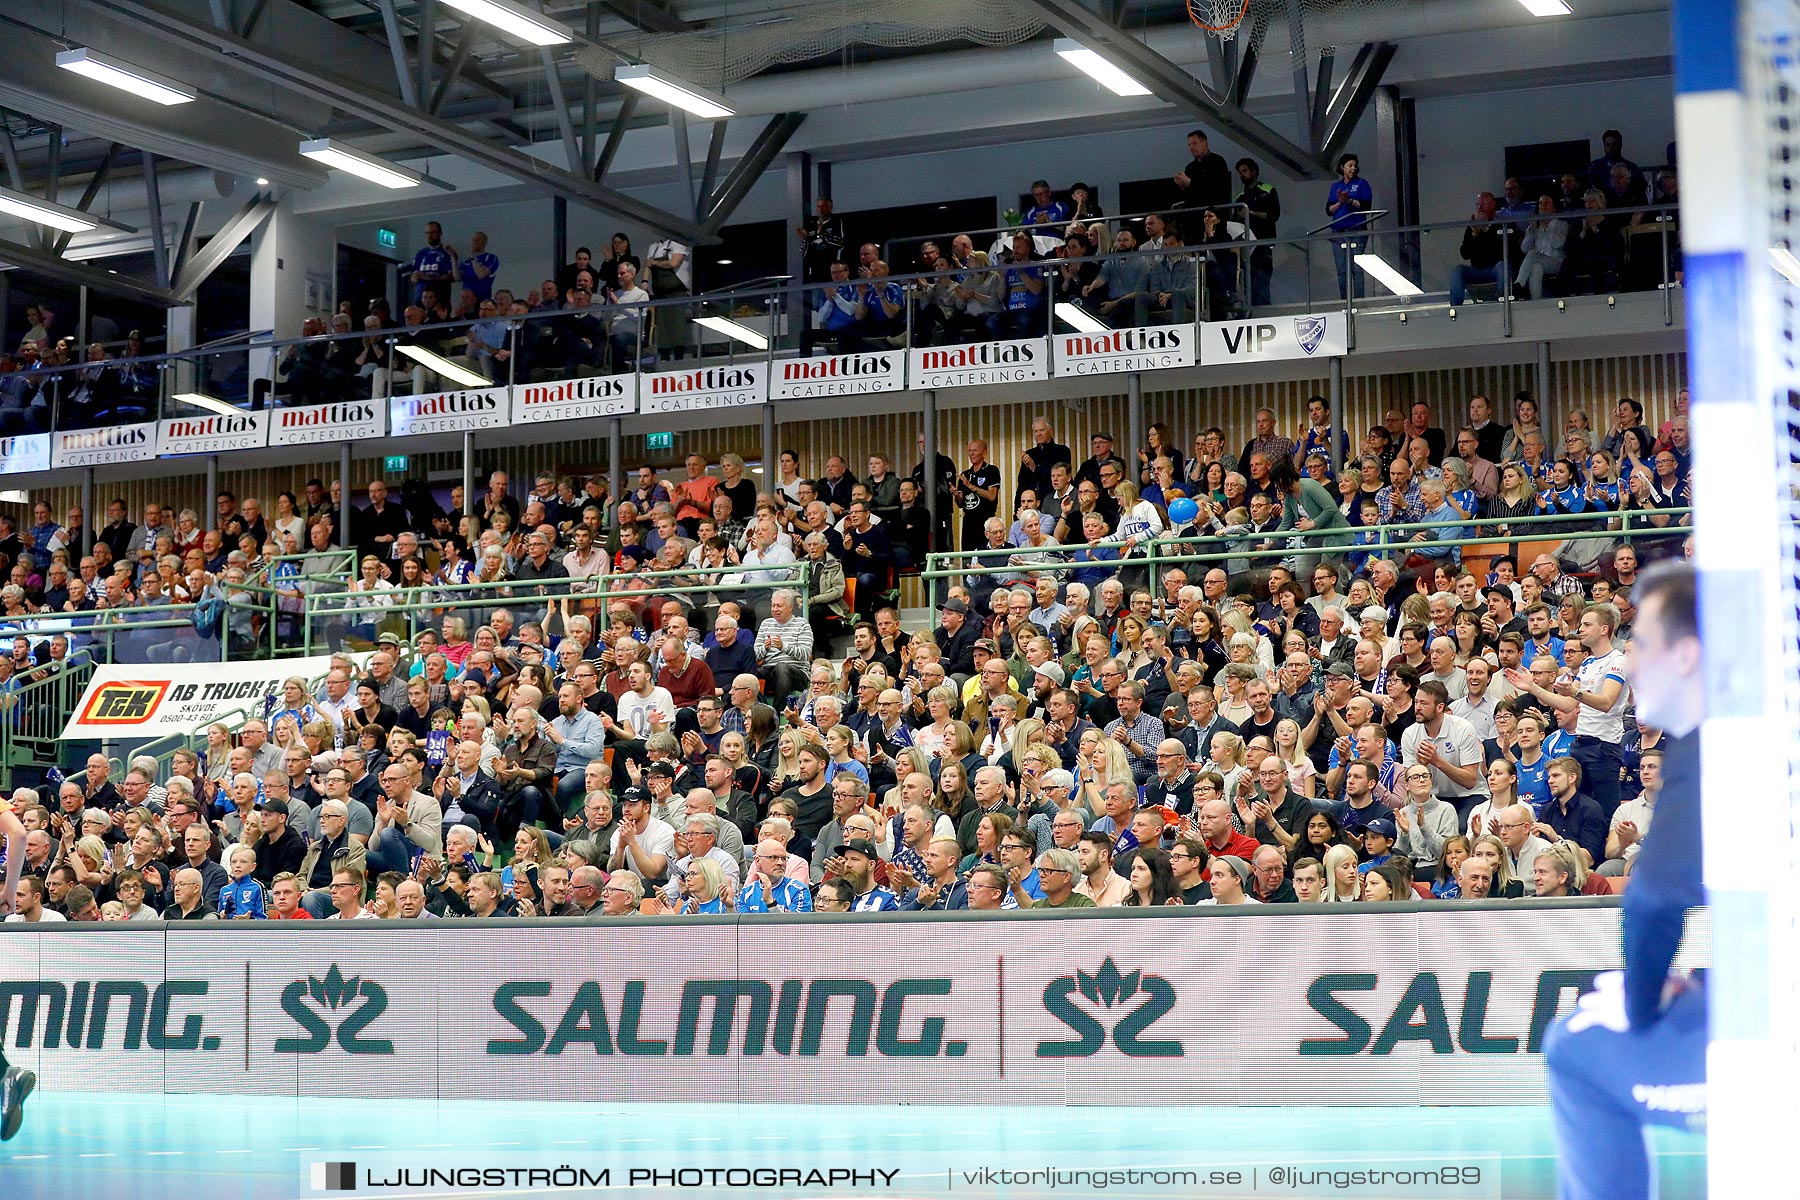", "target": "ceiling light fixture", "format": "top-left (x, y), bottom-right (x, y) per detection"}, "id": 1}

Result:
top-left (614, 64), bottom-right (735, 119)
top-left (298, 138), bottom-right (423, 189)
top-left (1353, 253), bottom-right (1423, 297)
top-left (1053, 302), bottom-right (1110, 334)
top-left (392, 344), bottom-right (493, 389)
top-left (0, 185), bottom-right (134, 235)
top-left (693, 316), bottom-right (769, 350)
top-left (171, 392), bottom-right (241, 418)
top-left (440, 0), bottom-right (573, 46)
top-left (1516, 0), bottom-right (1573, 15)
top-left (55, 48), bottom-right (196, 105)
top-left (1053, 39), bottom-right (1152, 97)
